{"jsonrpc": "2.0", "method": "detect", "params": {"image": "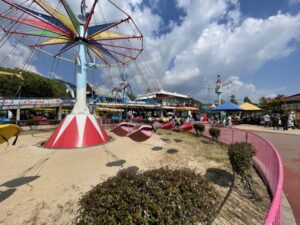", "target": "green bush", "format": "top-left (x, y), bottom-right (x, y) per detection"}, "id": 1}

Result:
top-left (209, 127), bottom-right (221, 139)
top-left (77, 168), bottom-right (220, 225)
top-left (228, 142), bottom-right (256, 177)
top-left (227, 142), bottom-right (260, 200)
top-left (193, 123), bottom-right (205, 135)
